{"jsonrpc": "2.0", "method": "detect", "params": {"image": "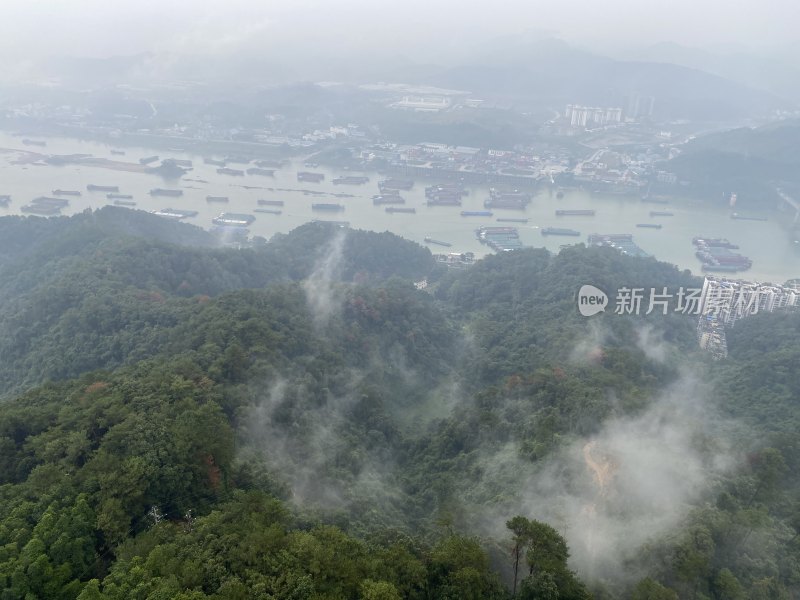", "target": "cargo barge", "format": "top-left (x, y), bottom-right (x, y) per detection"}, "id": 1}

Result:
top-left (206, 196), bottom-right (229, 203)
top-left (212, 212), bottom-right (255, 226)
top-left (107, 193), bottom-right (133, 200)
top-left (425, 184), bottom-right (468, 201)
top-left (701, 264), bottom-right (746, 273)
top-left (386, 207), bottom-right (416, 214)
top-left (333, 176), bottom-right (369, 185)
top-left (692, 237), bottom-right (739, 249)
top-left (636, 223), bottom-right (662, 229)
top-left (28, 196), bottom-right (69, 208)
top-left (424, 237), bottom-right (452, 247)
top-left (22, 196), bottom-right (69, 215)
top-left (379, 179), bottom-right (414, 191)
top-left (297, 172), bottom-right (325, 183)
top-left (541, 227), bottom-right (580, 236)
top-left (484, 188), bottom-right (531, 209)
top-left (484, 198), bottom-right (529, 209)
top-left (149, 188), bottom-right (183, 197)
top-left (246, 168), bottom-right (276, 176)
top-left (587, 233), bottom-right (632, 243)
top-left (476, 226), bottom-right (523, 251)
top-left (693, 237), bottom-right (751, 271)
top-left (649, 211), bottom-right (674, 217)
top-left (52, 189), bottom-right (82, 196)
top-left (21, 204), bottom-right (61, 215)
top-left (254, 208), bottom-right (282, 215)
top-left (87, 185), bottom-right (119, 192)
top-left (497, 218), bottom-right (529, 223)
top-left (588, 233), bottom-right (650, 258)
top-left (217, 168), bottom-right (245, 176)
top-left (425, 184), bottom-right (468, 197)
top-left (164, 159), bottom-right (192, 168)
top-left (427, 197), bottom-right (462, 206)
top-left (373, 195), bottom-right (406, 205)
top-left (311, 203), bottom-right (345, 211)
top-left (257, 199), bottom-right (285, 206)
top-left (152, 208), bottom-right (198, 220)
top-left (254, 159), bottom-right (285, 168)
top-left (461, 210), bottom-right (493, 217)
top-left (556, 209), bottom-right (595, 216)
